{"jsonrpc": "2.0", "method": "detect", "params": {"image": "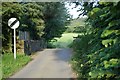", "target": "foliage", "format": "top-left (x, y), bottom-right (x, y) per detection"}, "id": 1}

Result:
top-left (2, 2), bottom-right (23, 52)
top-left (65, 18), bottom-right (86, 33)
top-left (2, 53), bottom-right (32, 78)
top-left (49, 33), bottom-right (78, 48)
top-left (20, 2), bottom-right (45, 40)
top-left (71, 1), bottom-right (120, 79)
top-left (2, 2), bottom-right (69, 52)
top-left (42, 2), bottom-right (70, 41)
